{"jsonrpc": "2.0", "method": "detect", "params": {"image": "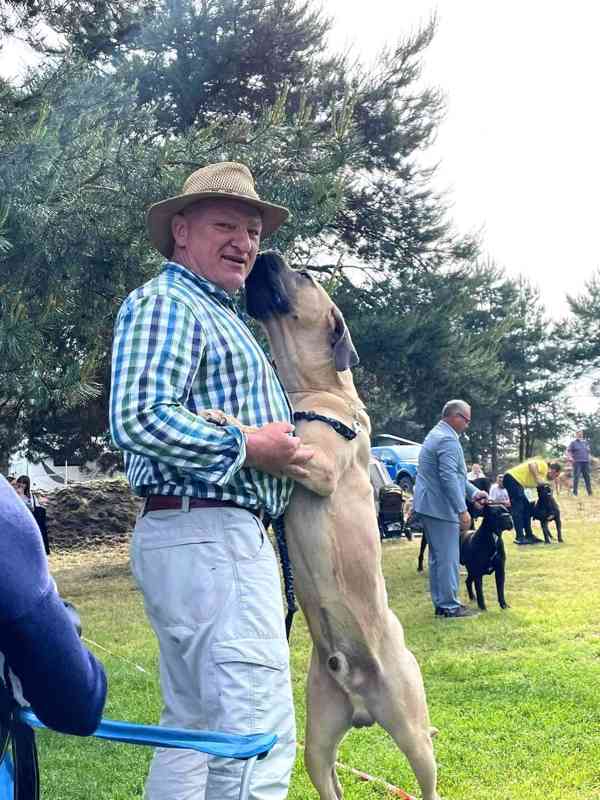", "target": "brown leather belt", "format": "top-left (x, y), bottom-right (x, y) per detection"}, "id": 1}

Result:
top-left (144, 495), bottom-right (263, 519)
